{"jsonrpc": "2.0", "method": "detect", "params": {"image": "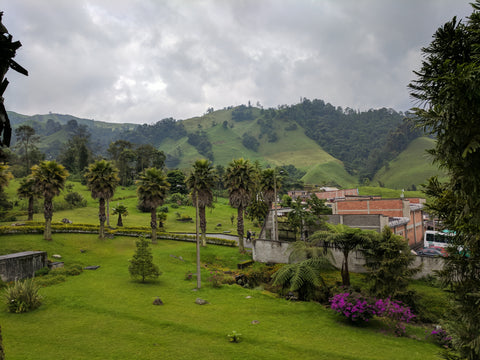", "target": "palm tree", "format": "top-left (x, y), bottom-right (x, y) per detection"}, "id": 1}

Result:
top-left (84, 160), bottom-right (119, 239)
top-left (17, 176), bottom-right (38, 221)
top-left (112, 204), bottom-right (128, 227)
top-left (186, 159), bottom-right (217, 246)
top-left (224, 158), bottom-right (256, 252)
top-left (260, 168), bottom-right (277, 211)
top-left (31, 160), bottom-right (69, 240)
top-left (136, 167), bottom-right (169, 244)
top-left (309, 223), bottom-right (373, 287)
